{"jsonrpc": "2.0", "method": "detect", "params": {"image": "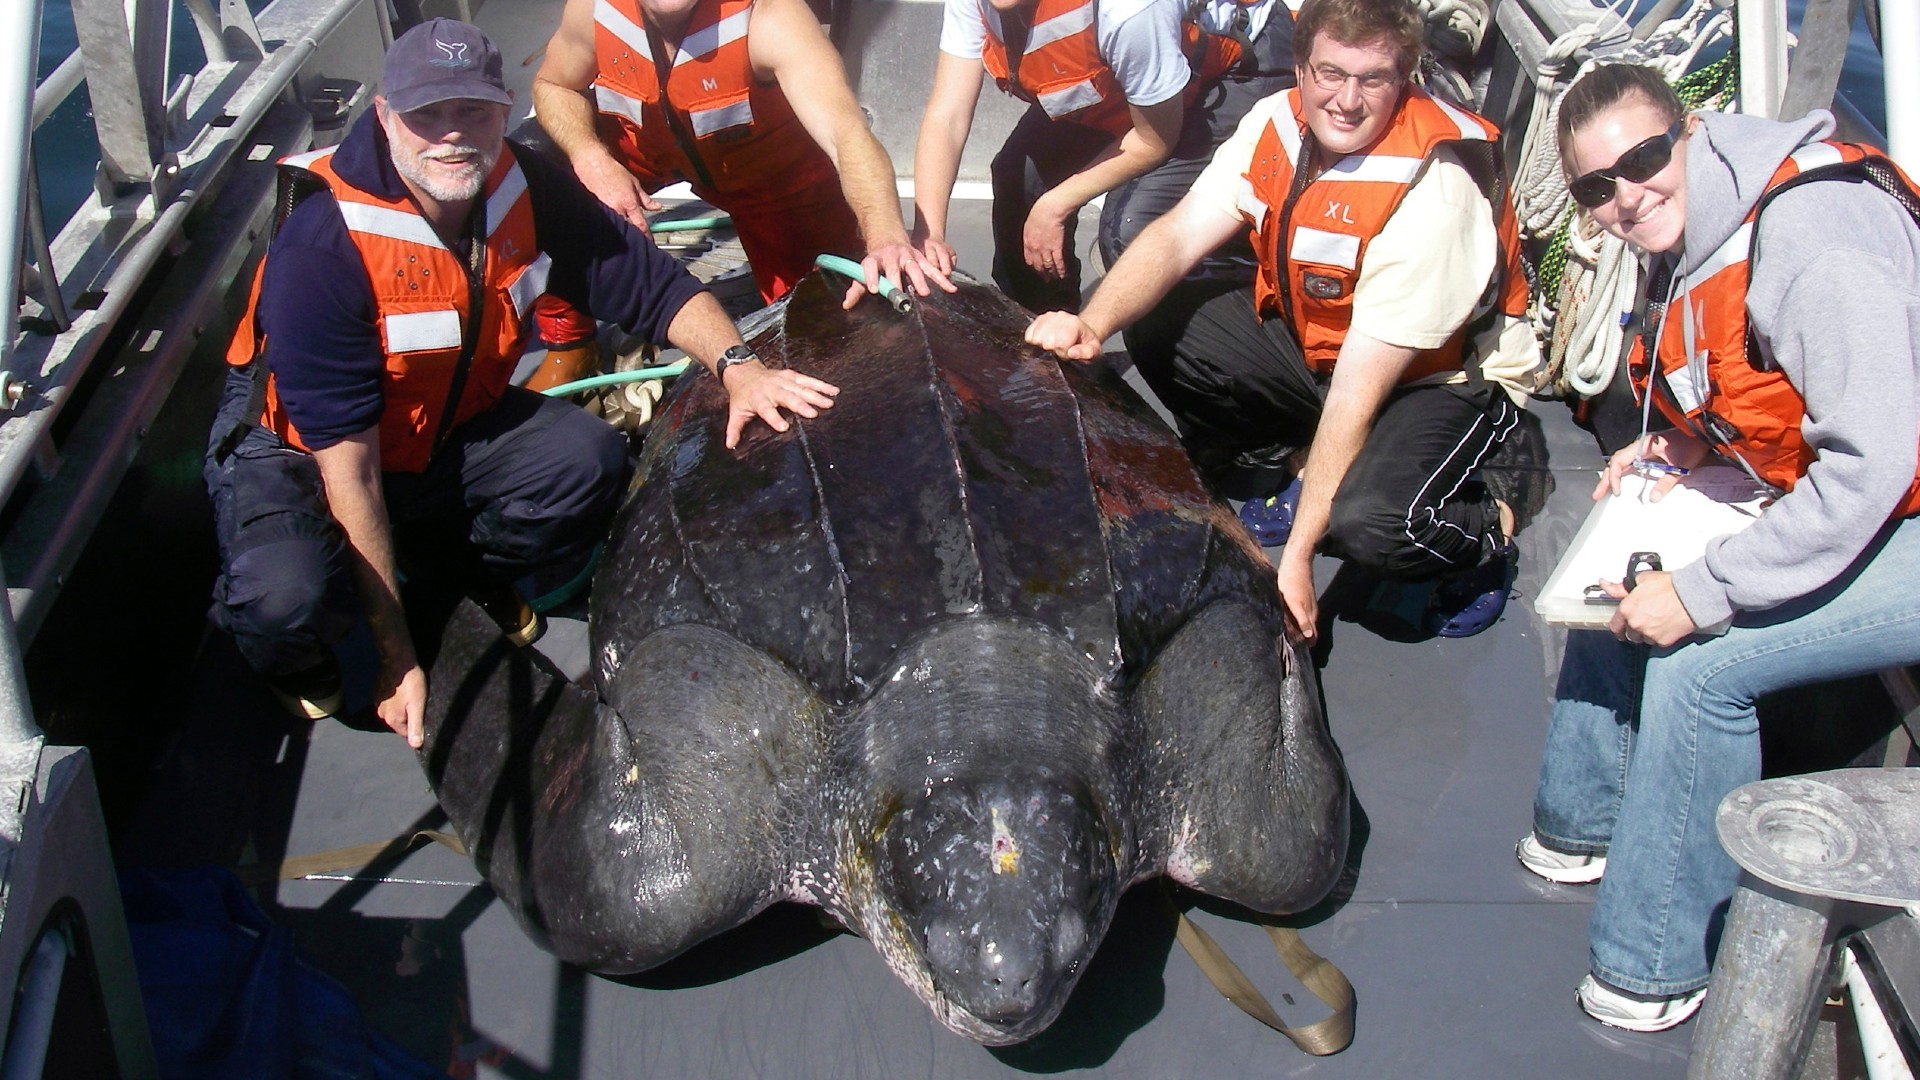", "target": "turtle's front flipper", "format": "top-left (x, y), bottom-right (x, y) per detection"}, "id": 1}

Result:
top-left (1136, 601), bottom-right (1349, 914)
top-left (427, 613), bottom-right (826, 972)
top-left (528, 624), bottom-right (828, 971)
